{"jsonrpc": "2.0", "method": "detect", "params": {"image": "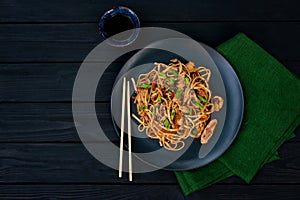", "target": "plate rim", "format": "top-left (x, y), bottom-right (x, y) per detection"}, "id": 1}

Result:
top-left (110, 39), bottom-right (244, 171)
